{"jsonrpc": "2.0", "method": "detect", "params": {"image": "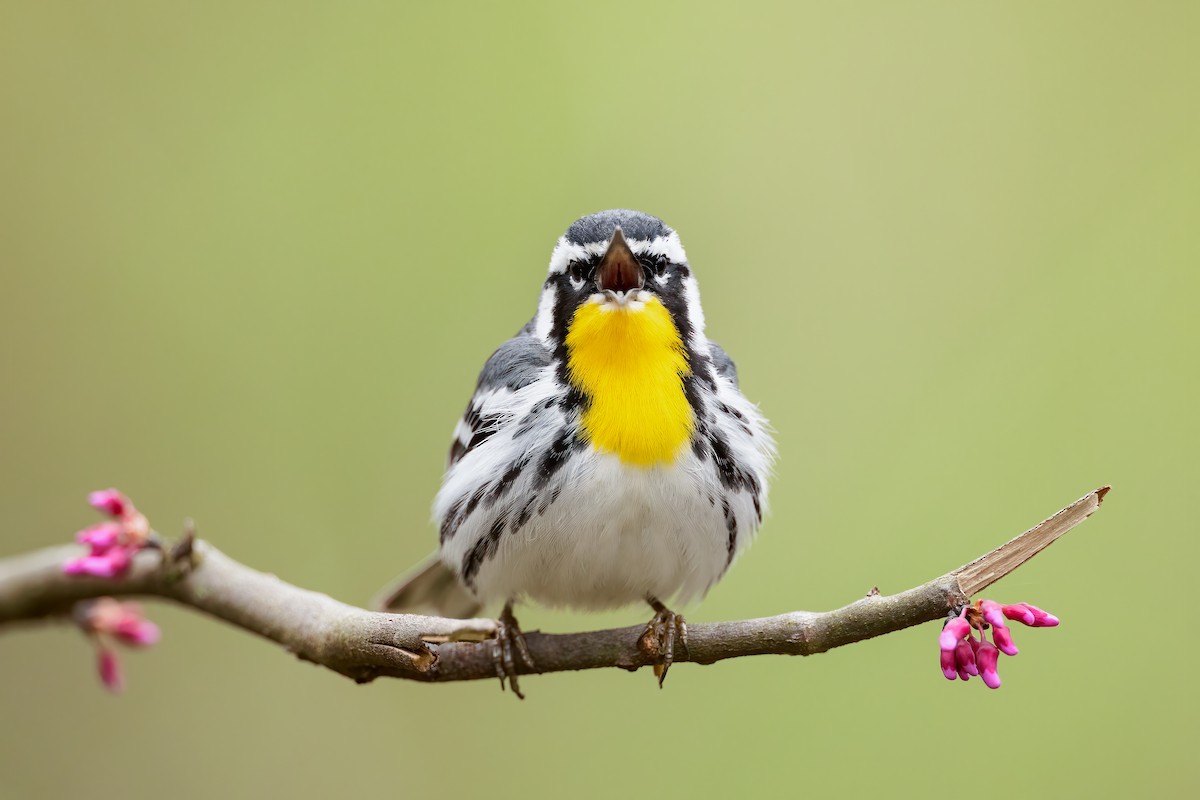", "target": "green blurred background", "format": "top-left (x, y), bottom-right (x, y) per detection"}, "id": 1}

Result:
top-left (1, 2), bottom-right (1196, 797)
